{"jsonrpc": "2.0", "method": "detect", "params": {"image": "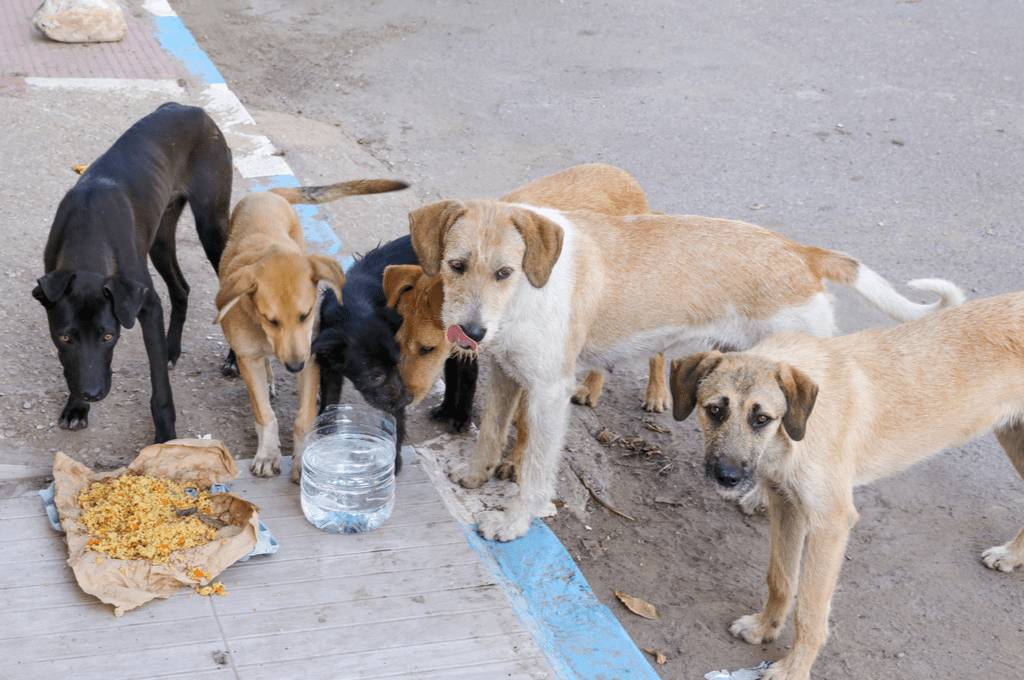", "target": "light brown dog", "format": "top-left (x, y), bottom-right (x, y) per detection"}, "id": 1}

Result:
top-left (408, 200), bottom-right (961, 541)
top-left (216, 179), bottom-right (406, 481)
top-left (384, 163), bottom-right (668, 411)
top-left (667, 290), bottom-right (1024, 680)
